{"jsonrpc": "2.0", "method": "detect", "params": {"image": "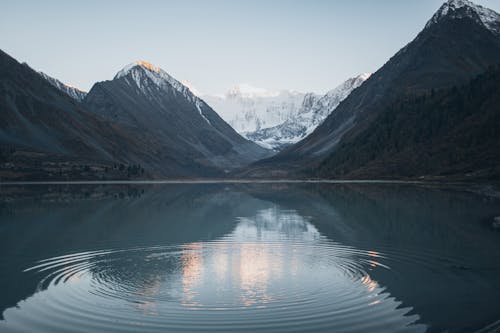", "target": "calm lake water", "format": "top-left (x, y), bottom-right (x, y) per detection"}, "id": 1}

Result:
top-left (0, 183), bottom-right (499, 333)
